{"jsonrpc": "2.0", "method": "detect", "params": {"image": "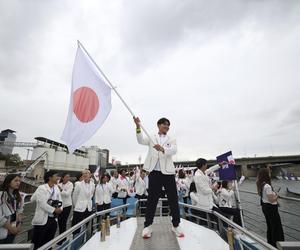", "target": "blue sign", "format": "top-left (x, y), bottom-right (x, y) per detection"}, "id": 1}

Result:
top-left (216, 151), bottom-right (237, 180)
